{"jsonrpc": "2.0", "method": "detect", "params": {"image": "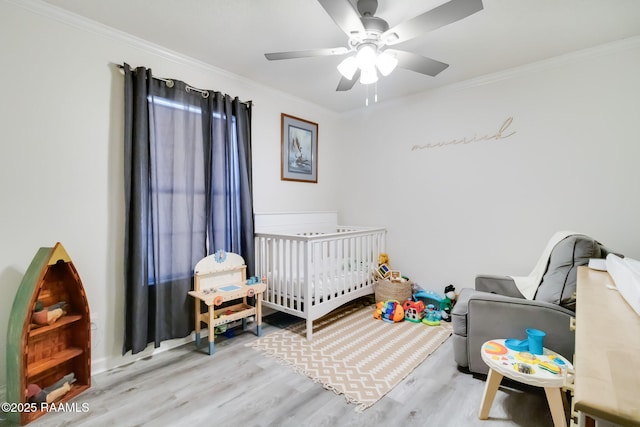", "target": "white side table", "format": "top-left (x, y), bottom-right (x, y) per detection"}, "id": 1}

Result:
top-left (479, 339), bottom-right (573, 427)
